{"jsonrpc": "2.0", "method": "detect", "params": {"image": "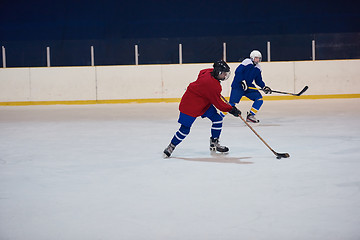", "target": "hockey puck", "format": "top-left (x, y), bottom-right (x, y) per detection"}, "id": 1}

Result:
top-left (276, 156), bottom-right (281, 159)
